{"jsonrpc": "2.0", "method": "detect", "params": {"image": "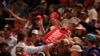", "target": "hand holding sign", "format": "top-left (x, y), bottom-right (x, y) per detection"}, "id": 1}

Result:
top-left (43, 27), bottom-right (66, 44)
